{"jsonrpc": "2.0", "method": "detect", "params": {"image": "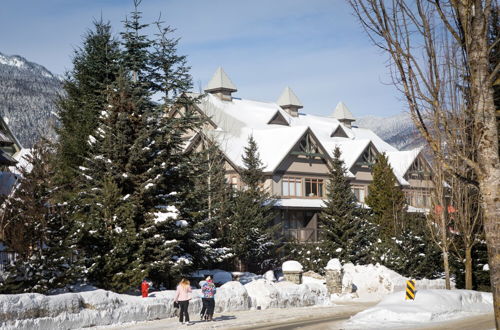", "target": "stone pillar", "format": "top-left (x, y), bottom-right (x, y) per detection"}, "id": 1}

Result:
top-left (324, 258), bottom-right (343, 294)
top-left (325, 269), bottom-right (343, 294)
top-left (283, 271), bottom-right (302, 284)
top-left (282, 260), bottom-right (303, 284)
